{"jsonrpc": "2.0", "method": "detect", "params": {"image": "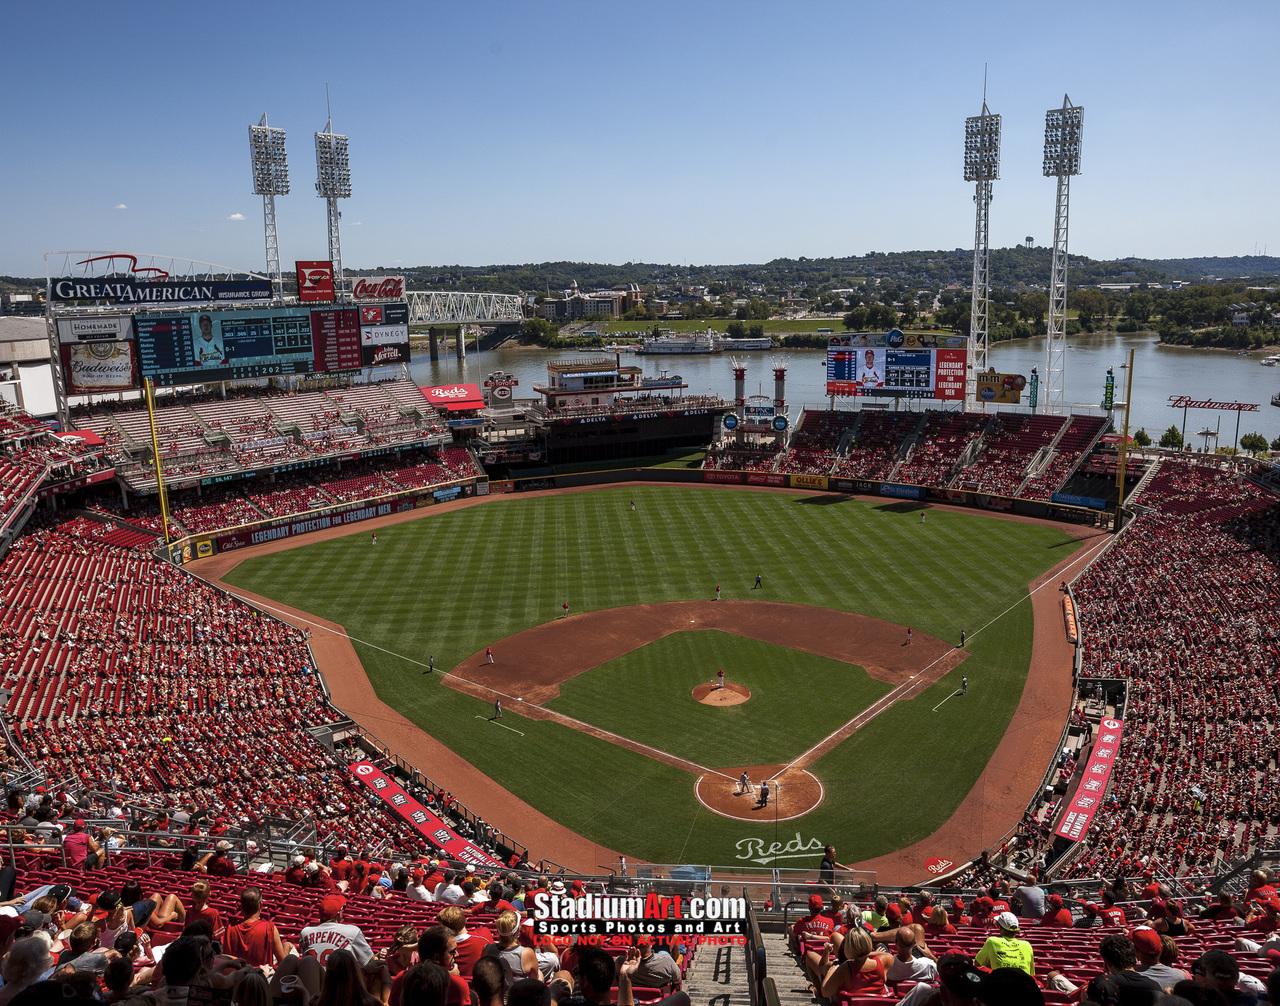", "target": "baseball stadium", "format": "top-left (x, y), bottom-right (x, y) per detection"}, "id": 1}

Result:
top-left (0, 246), bottom-right (1278, 1005)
